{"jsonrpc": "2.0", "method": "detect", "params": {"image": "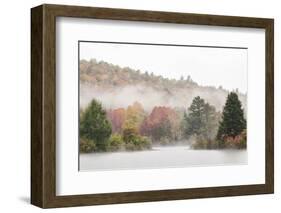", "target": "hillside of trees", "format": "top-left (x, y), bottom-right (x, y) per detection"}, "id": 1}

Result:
top-left (79, 59), bottom-right (247, 153)
top-left (80, 59), bottom-right (247, 112)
